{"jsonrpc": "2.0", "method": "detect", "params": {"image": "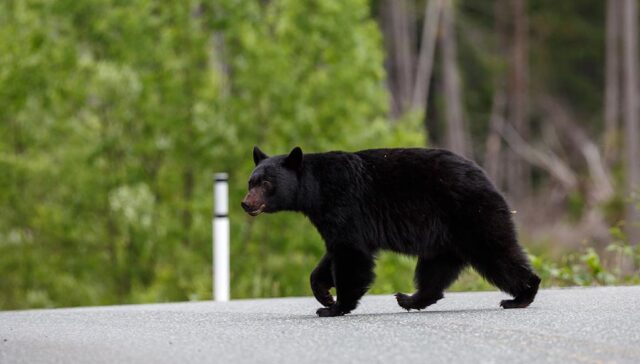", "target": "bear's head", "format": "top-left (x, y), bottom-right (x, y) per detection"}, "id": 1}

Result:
top-left (241, 146), bottom-right (303, 216)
